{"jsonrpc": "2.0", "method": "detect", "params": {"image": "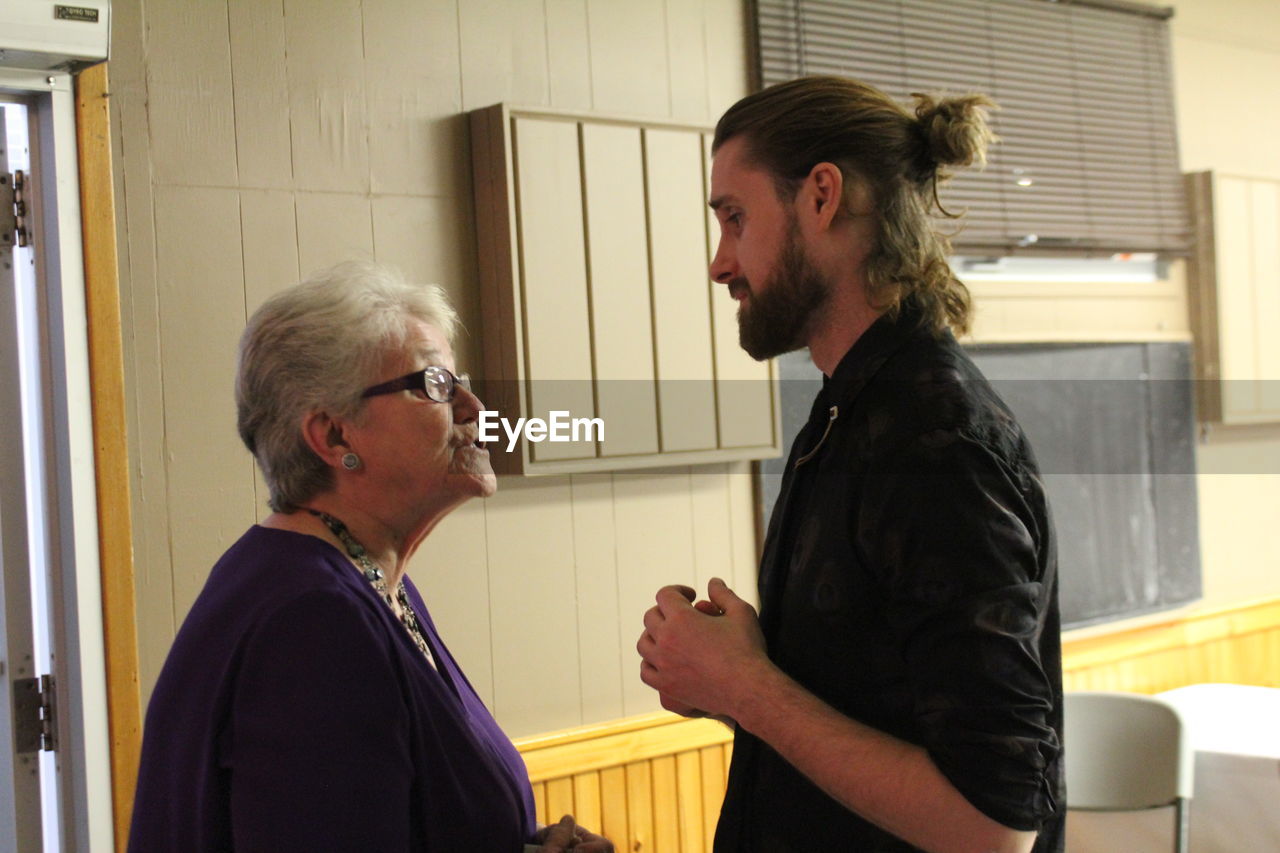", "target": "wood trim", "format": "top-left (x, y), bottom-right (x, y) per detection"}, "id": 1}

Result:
top-left (514, 711), bottom-right (733, 783)
top-left (74, 62), bottom-right (141, 853)
top-left (1185, 170), bottom-right (1223, 423)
